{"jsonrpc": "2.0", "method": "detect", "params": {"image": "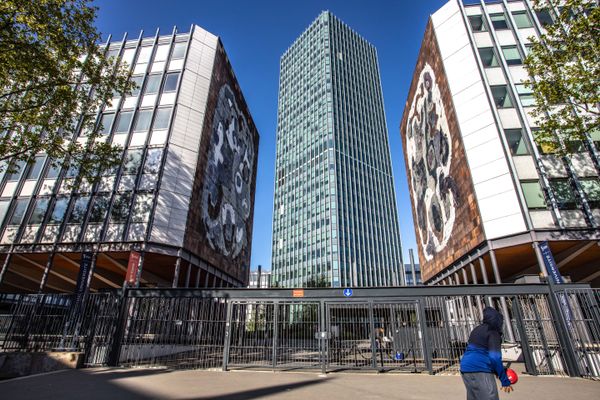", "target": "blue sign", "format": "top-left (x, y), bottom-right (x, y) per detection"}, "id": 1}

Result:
top-left (539, 241), bottom-right (563, 284)
top-left (343, 288), bottom-right (353, 297)
top-left (395, 351), bottom-right (405, 361)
